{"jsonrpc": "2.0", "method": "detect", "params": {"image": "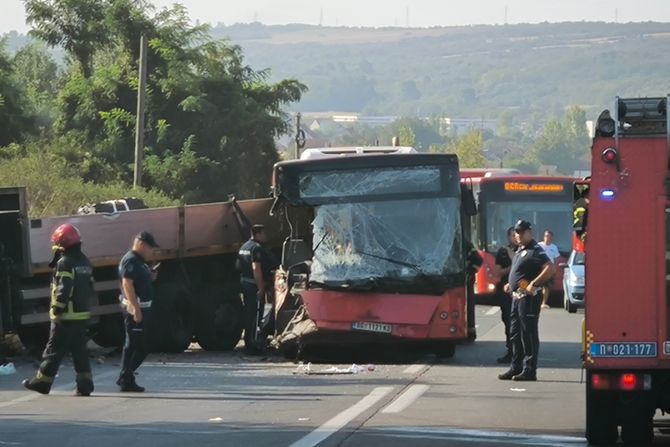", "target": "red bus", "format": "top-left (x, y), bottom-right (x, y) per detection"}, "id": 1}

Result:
top-left (462, 172), bottom-right (575, 302)
top-left (271, 150), bottom-right (476, 358)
